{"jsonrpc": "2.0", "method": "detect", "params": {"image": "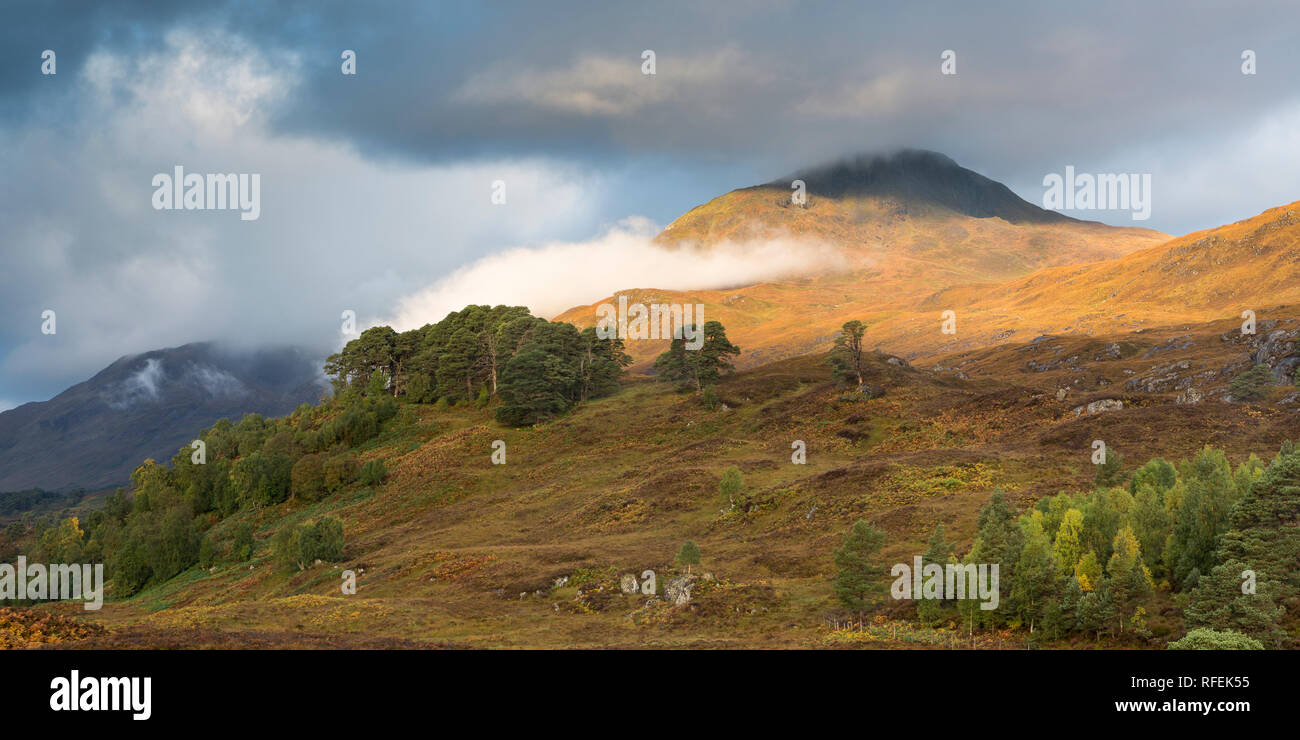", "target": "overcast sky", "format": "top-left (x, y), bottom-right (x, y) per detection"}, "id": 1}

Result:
top-left (3, 0), bottom-right (1300, 407)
